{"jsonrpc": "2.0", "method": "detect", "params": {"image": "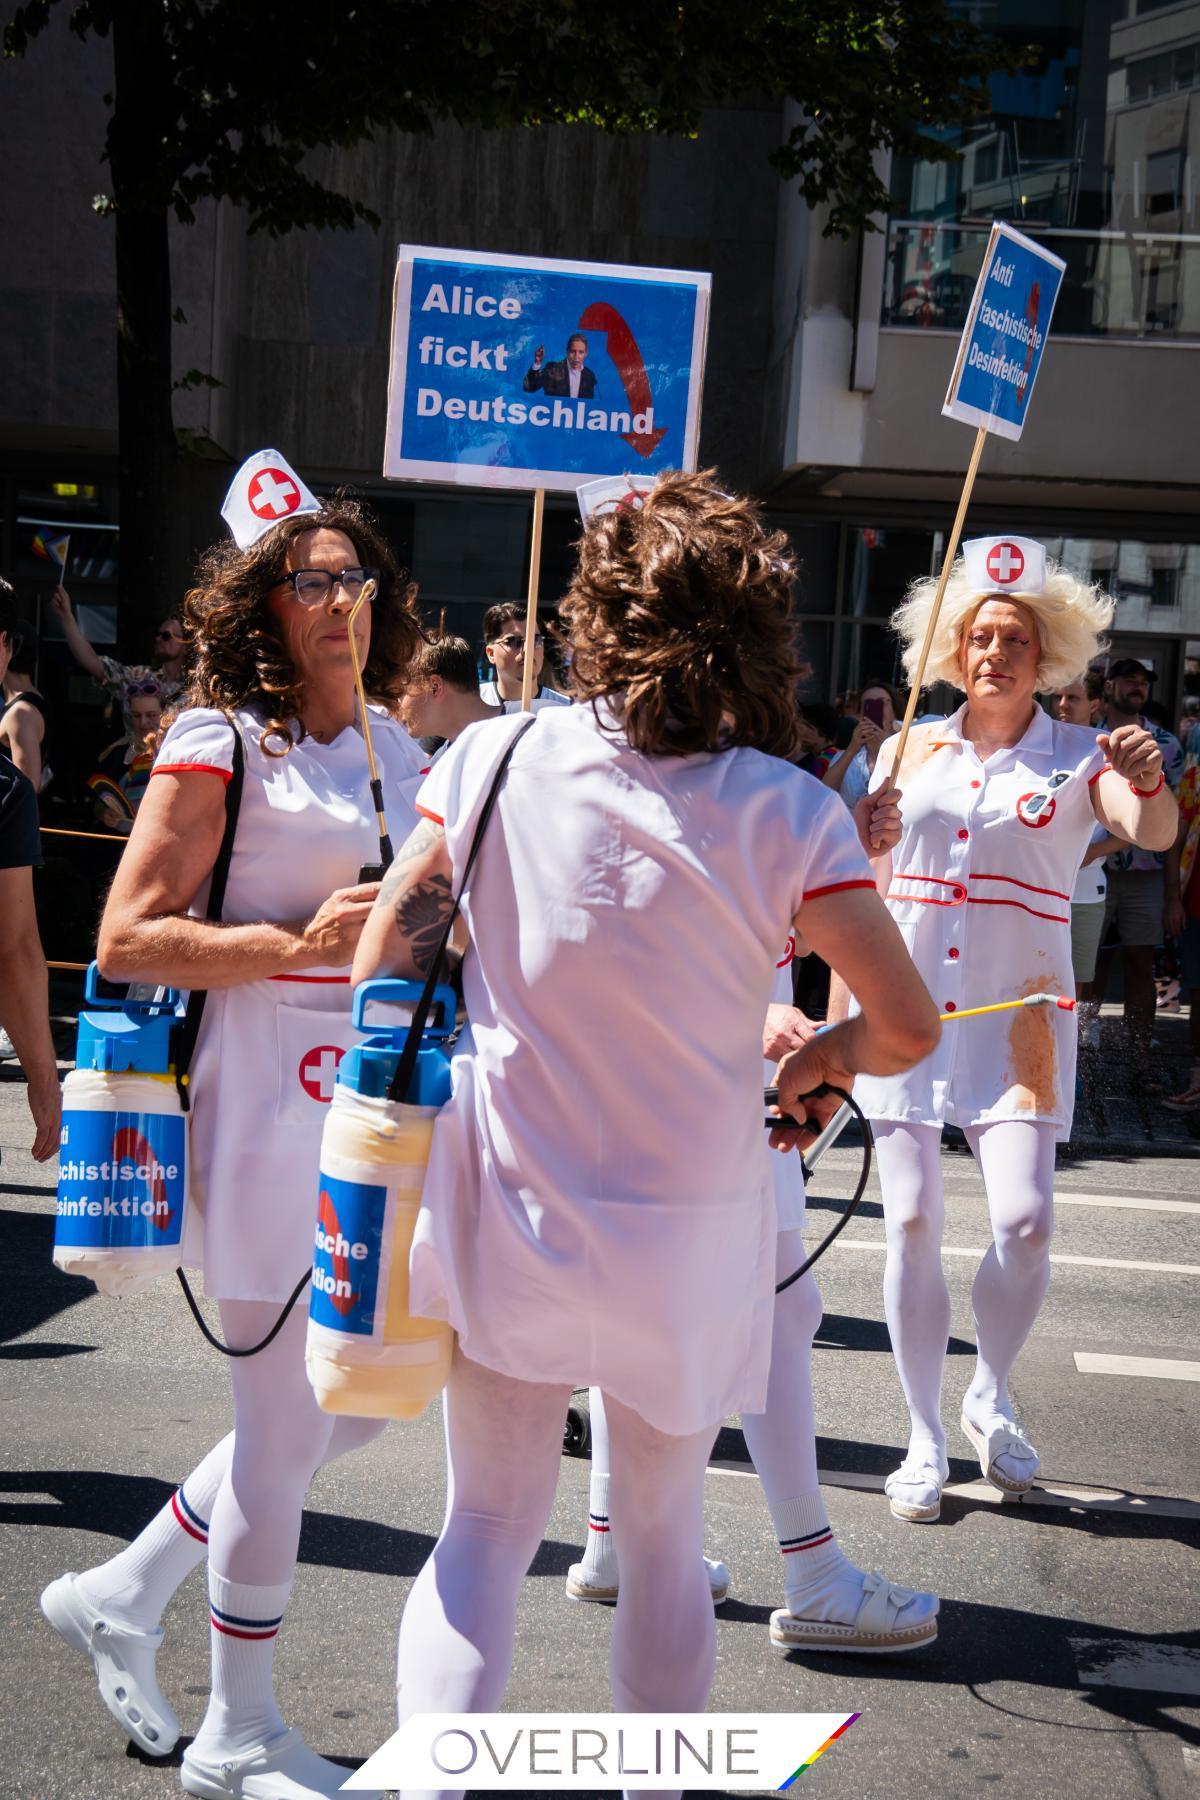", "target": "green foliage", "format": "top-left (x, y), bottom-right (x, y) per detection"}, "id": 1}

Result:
top-left (172, 368), bottom-right (223, 392)
top-left (4, 0), bottom-right (1015, 238)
